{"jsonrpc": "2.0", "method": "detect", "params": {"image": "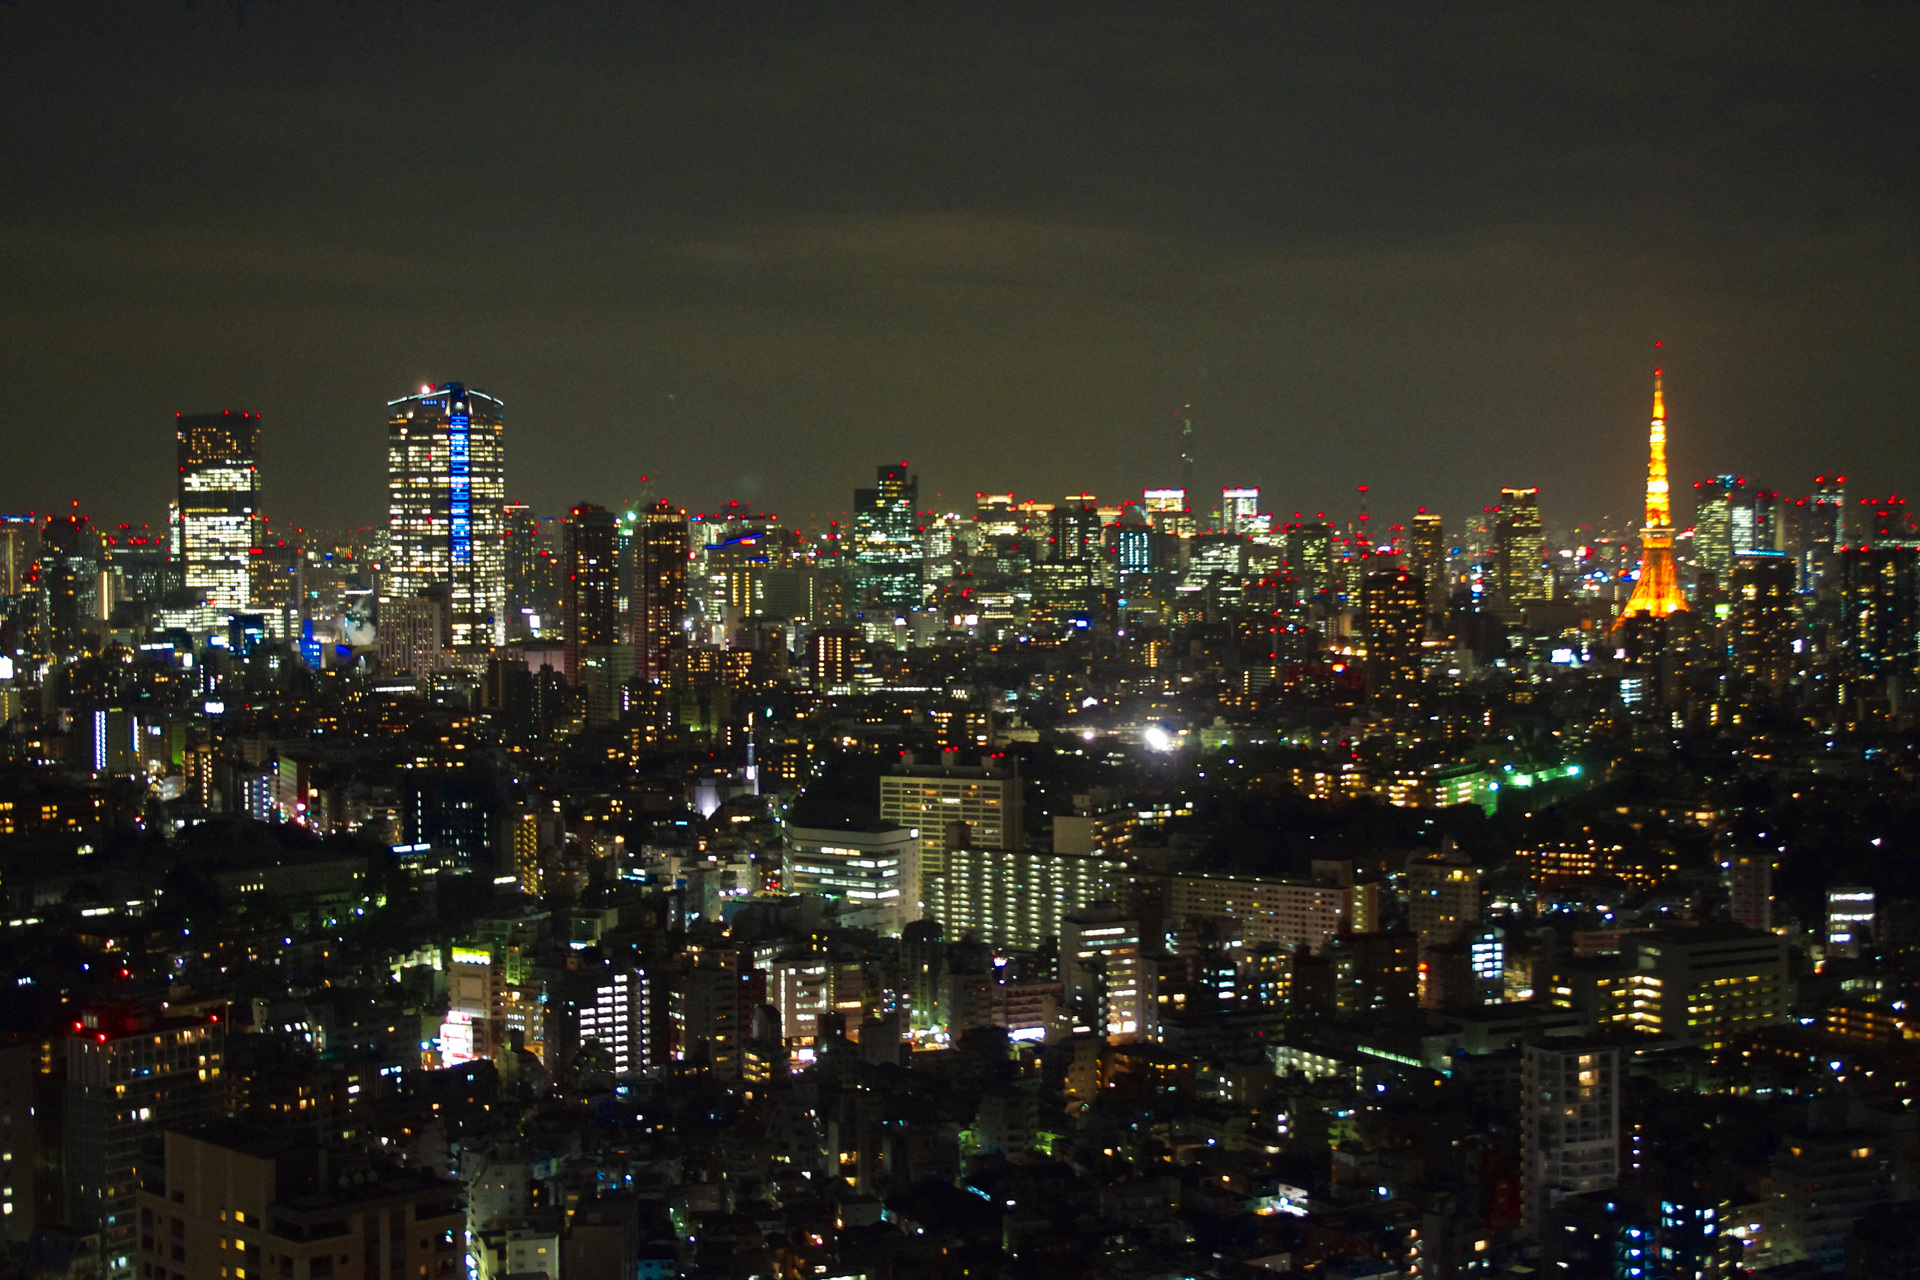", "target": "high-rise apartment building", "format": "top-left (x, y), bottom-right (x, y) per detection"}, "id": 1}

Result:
top-left (1166, 872), bottom-right (1377, 951)
top-left (631, 500), bottom-right (688, 687)
top-left (383, 382), bottom-right (506, 649)
top-left (563, 503), bottom-right (620, 678)
top-left (852, 463), bottom-right (922, 610)
top-left (878, 759), bottom-right (1023, 883)
top-left (64, 1007), bottom-right (225, 1280)
top-left (1730, 550), bottom-right (1796, 693)
top-left (923, 847), bottom-right (1128, 952)
top-left (175, 411), bottom-right (262, 616)
top-left (1521, 1040), bottom-right (1620, 1231)
top-left (1494, 486), bottom-right (1548, 605)
top-left (577, 965), bottom-right (651, 1078)
top-left (1837, 547), bottom-right (1918, 682)
top-left (1363, 568), bottom-right (1424, 707)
